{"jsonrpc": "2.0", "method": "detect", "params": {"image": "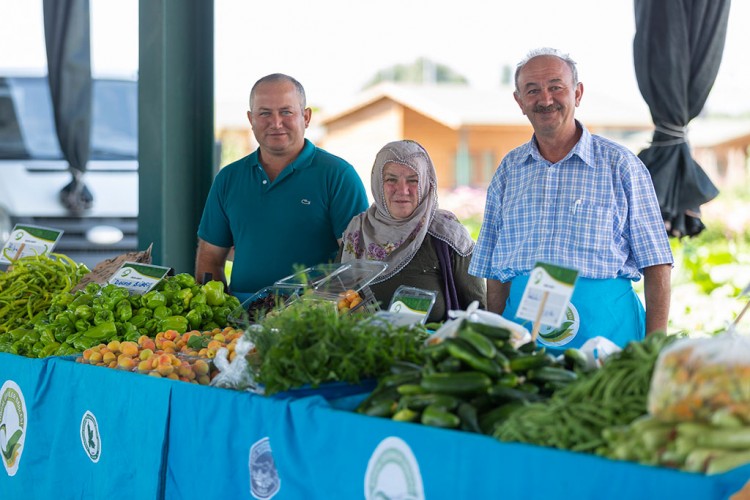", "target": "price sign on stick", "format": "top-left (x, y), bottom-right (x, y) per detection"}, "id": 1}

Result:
top-left (0, 224), bottom-right (63, 264)
top-left (516, 262), bottom-right (579, 342)
top-left (108, 262), bottom-right (170, 295)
